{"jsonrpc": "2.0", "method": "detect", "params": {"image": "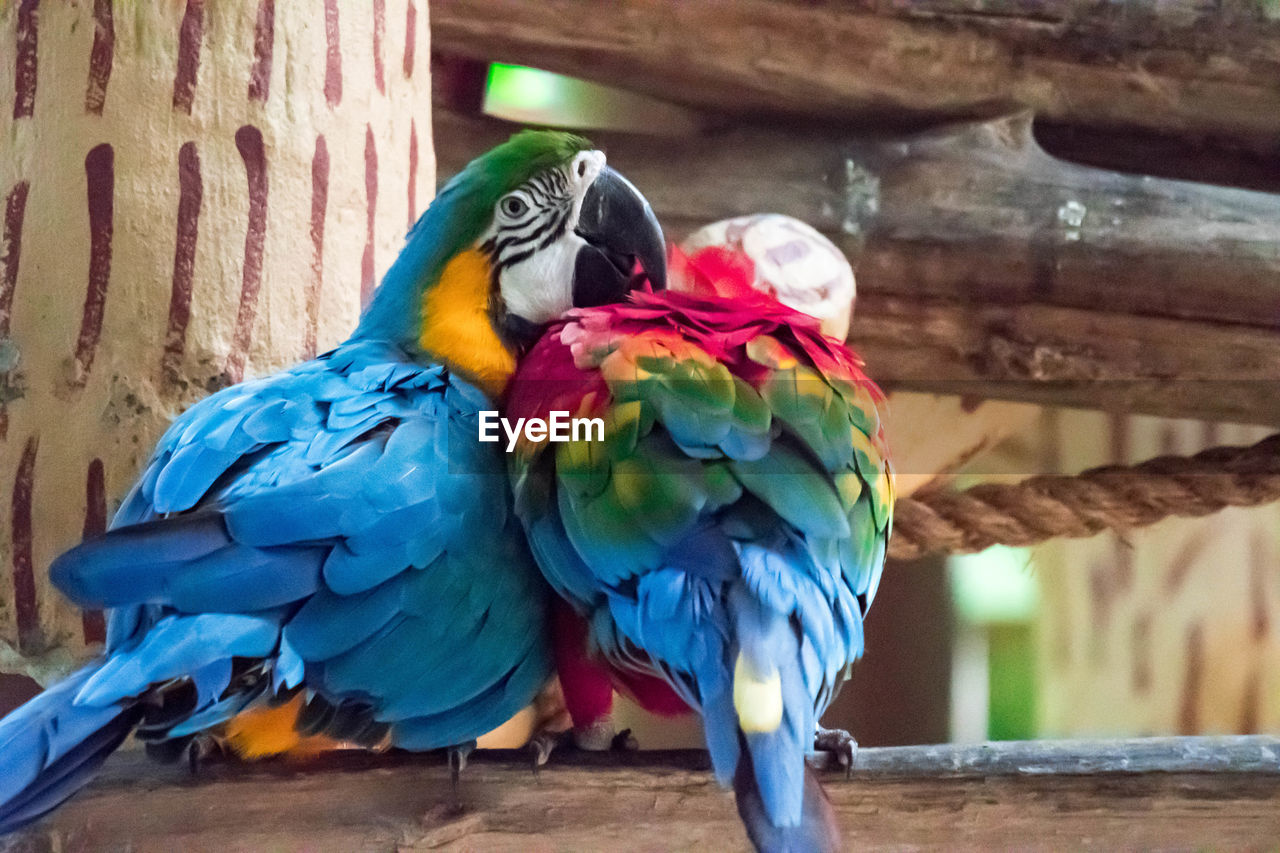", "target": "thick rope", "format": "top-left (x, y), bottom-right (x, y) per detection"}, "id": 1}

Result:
top-left (889, 433), bottom-right (1280, 561)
